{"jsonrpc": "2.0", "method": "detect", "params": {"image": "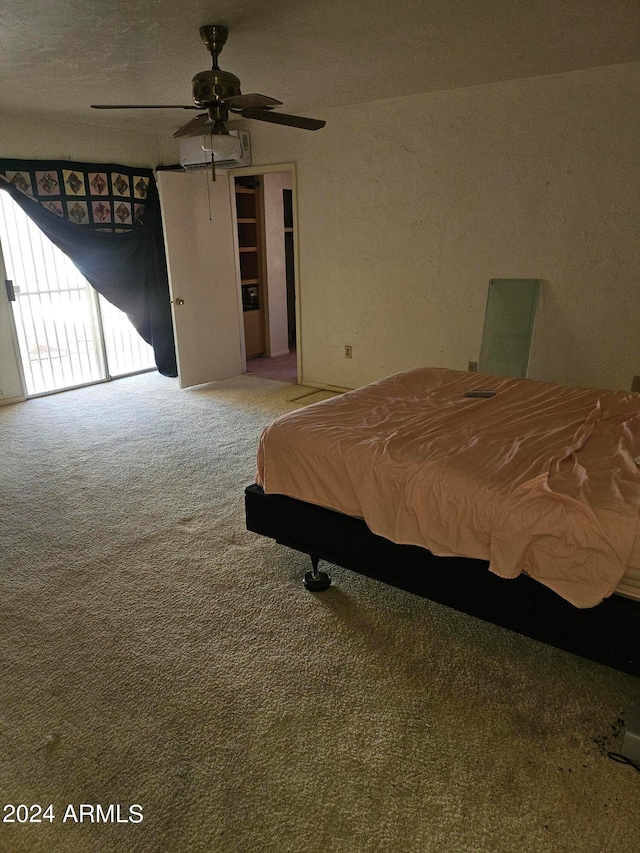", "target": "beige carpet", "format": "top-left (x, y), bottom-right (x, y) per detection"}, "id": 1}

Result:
top-left (0, 371), bottom-right (639, 853)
